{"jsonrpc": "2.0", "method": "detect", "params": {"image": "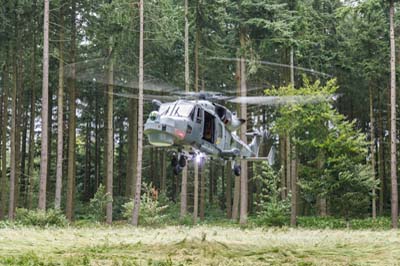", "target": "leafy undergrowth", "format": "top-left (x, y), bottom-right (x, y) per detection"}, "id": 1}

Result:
top-left (0, 226), bottom-right (399, 265)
